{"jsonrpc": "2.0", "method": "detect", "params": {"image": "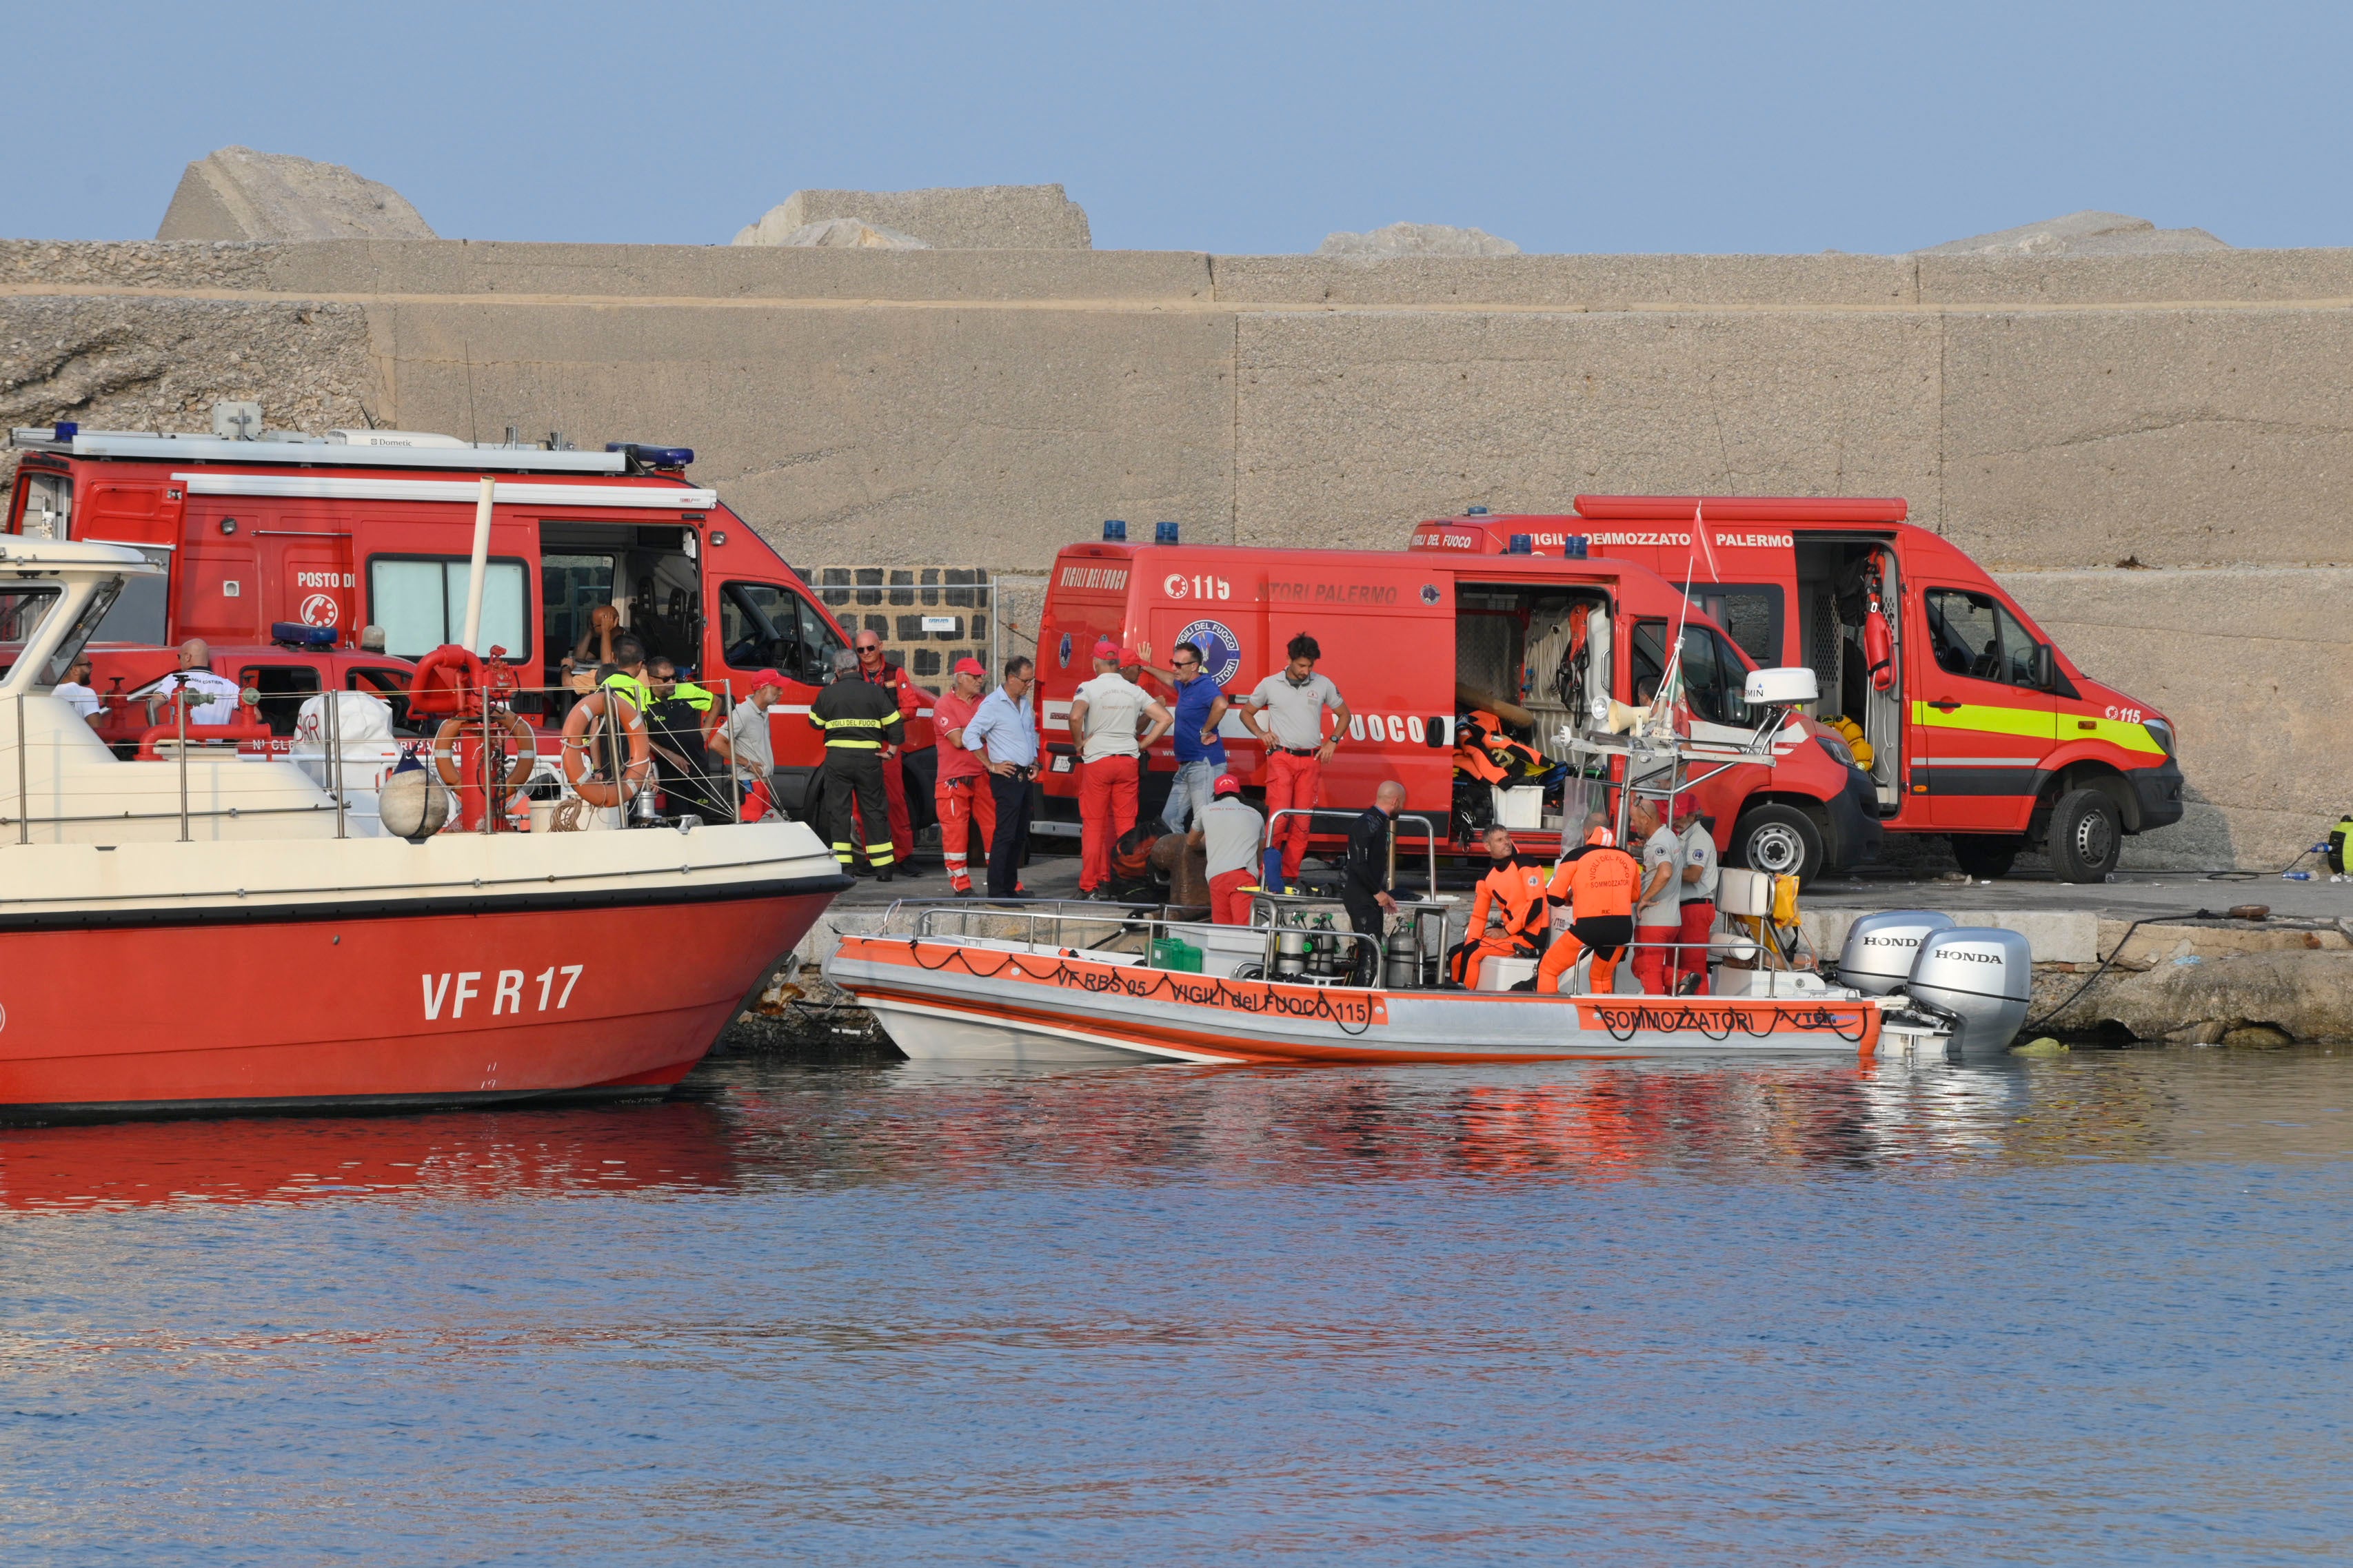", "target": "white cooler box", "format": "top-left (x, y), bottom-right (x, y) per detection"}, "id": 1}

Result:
top-left (1491, 786), bottom-right (1545, 831)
